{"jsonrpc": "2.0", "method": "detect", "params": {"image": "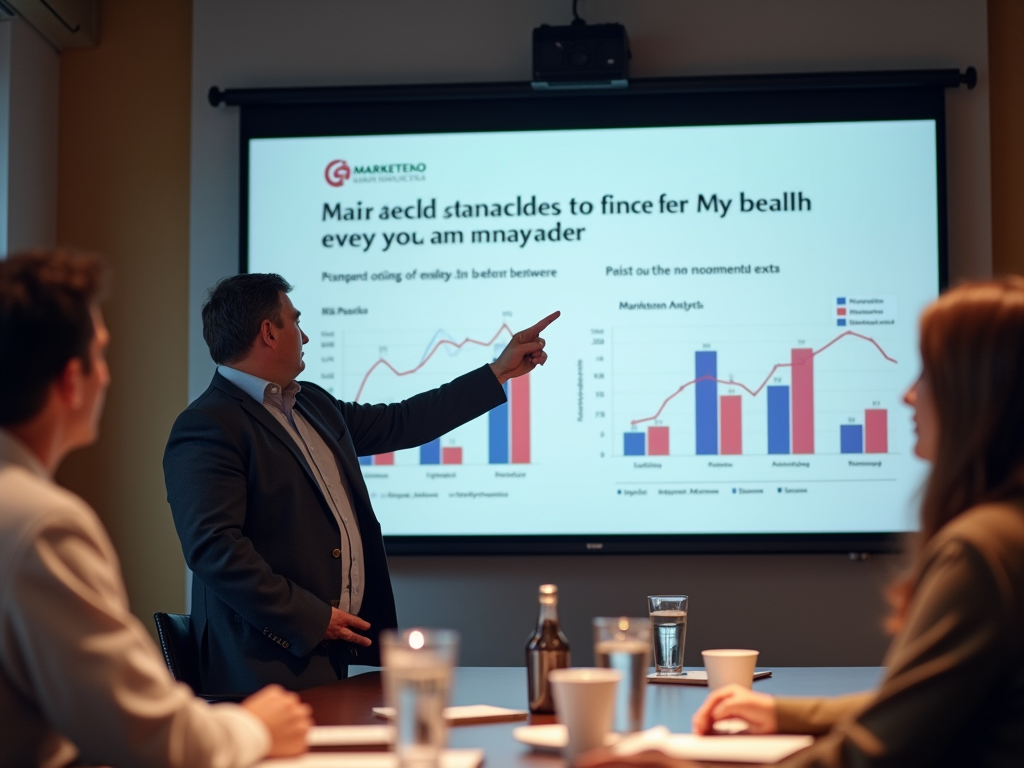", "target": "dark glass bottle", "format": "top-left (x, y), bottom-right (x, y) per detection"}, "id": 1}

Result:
top-left (525, 583), bottom-right (571, 714)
